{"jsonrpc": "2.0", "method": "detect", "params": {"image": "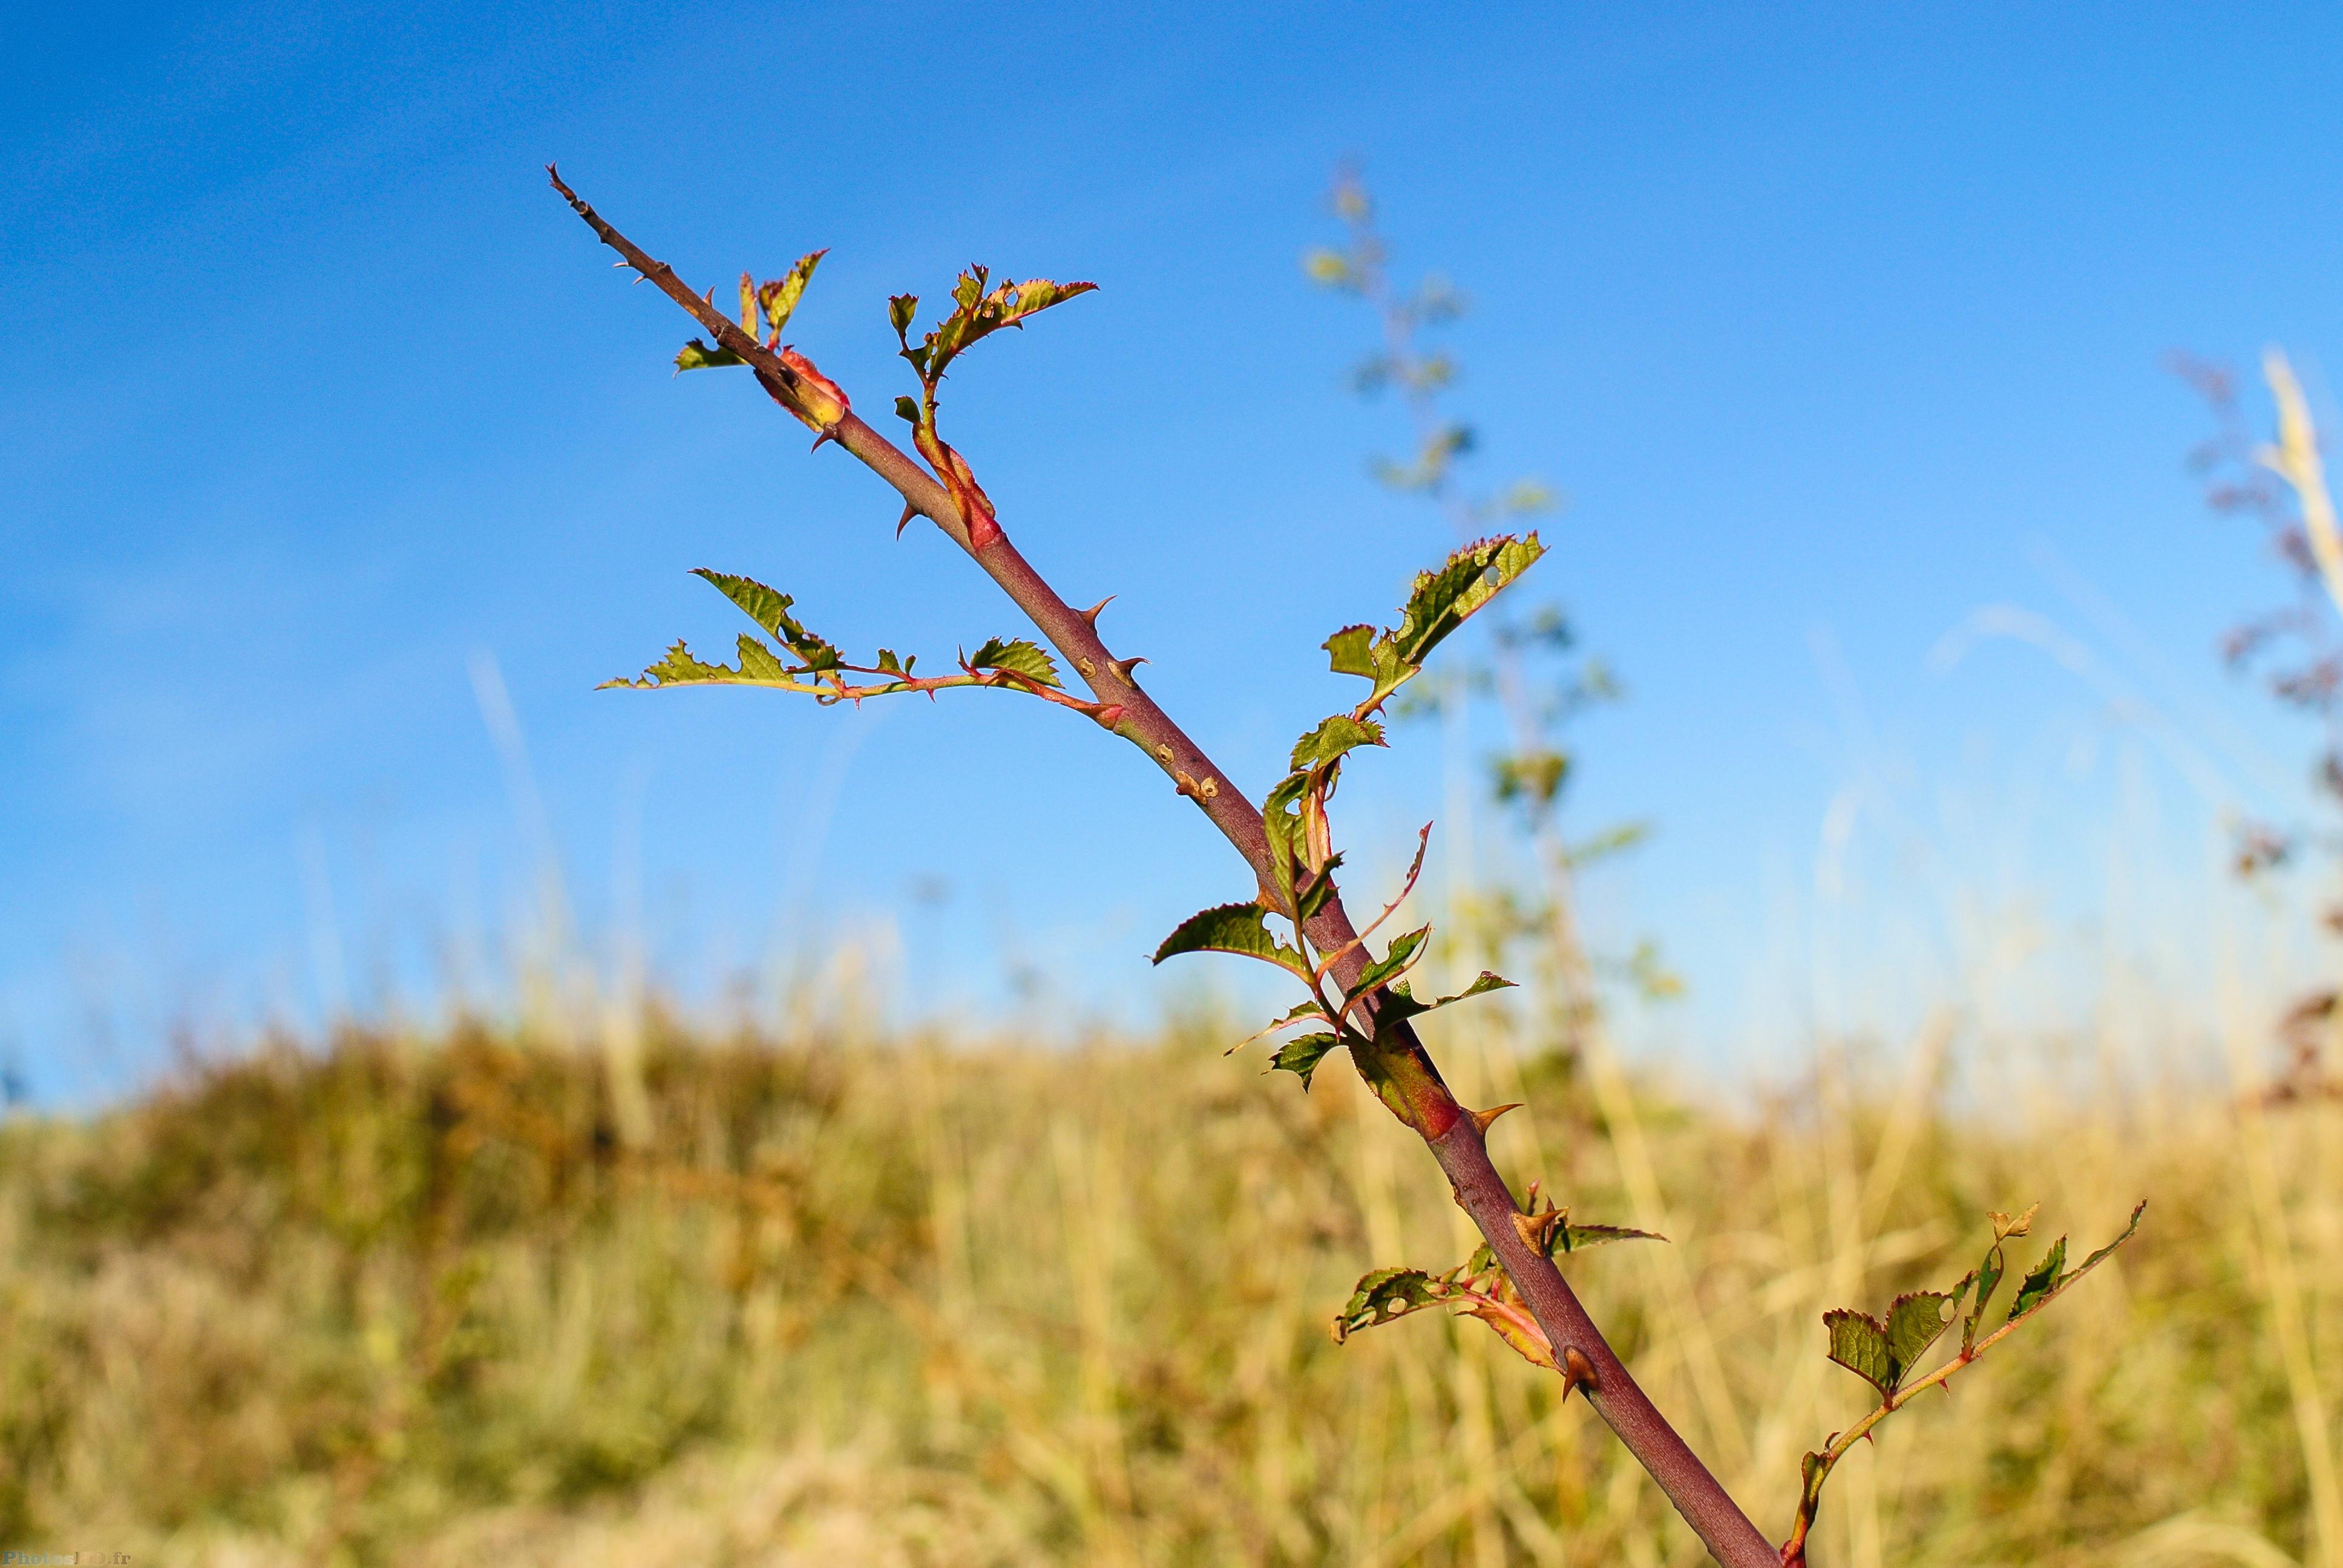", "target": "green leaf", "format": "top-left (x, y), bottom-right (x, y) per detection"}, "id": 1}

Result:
top-left (691, 569), bottom-right (796, 639)
top-left (888, 294), bottom-right (920, 338)
top-left (875, 648), bottom-right (915, 677)
top-left (1257, 998), bottom-right (1327, 1031)
top-left (1324, 624), bottom-right (1378, 678)
top-left (1296, 855), bottom-right (1345, 923)
top-left (1320, 624), bottom-right (1414, 710)
top-left (2008, 1236), bottom-right (2069, 1322)
top-left (894, 395), bottom-right (921, 424)
top-left (1886, 1290), bottom-right (1957, 1377)
top-left (1150, 903), bottom-right (1308, 976)
top-left (1826, 1290), bottom-right (1955, 1402)
top-left (1331, 1267), bottom-right (1449, 1341)
top-left (1261, 773), bottom-right (1312, 913)
top-left (1391, 534), bottom-right (1547, 667)
top-left (1377, 970), bottom-right (1515, 1027)
top-left (735, 634), bottom-right (790, 682)
top-left (1268, 1031), bottom-right (1342, 1089)
top-left (1556, 1218), bottom-right (1666, 1253)
top-left (675, 338), bottom-right (745, 373)
top-left (756, 249), bottom-right (826, 336)
top-left (1824, 1309), bottom-right (1895, 1401)
top-left (968, 636), bottom-right (1061, 687)
top-left (692, 569), bottom-right (841, 671)
top-left (1290, 713), bottom-right (1386, 773)
top-left (601, 638), bottom-right (796, 691)
top-left (914, 267), bottom-right (1099, 381)
top-left (1352, 925), bottom-right (1431, 997)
